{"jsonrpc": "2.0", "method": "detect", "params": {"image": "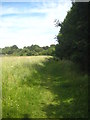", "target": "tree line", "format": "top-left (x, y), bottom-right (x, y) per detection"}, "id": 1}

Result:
top-left (1, 44), bottom-right (55, 56)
